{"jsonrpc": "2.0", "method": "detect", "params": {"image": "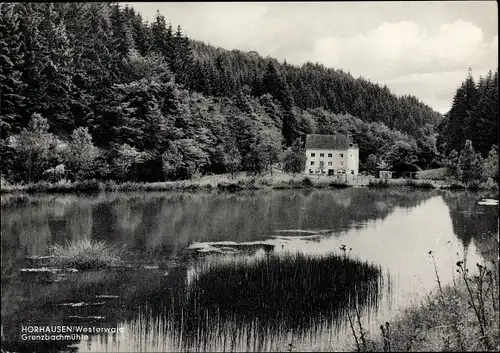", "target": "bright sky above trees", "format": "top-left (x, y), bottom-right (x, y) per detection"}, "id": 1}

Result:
top-left (126, 1), bottom-right (498, 114)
